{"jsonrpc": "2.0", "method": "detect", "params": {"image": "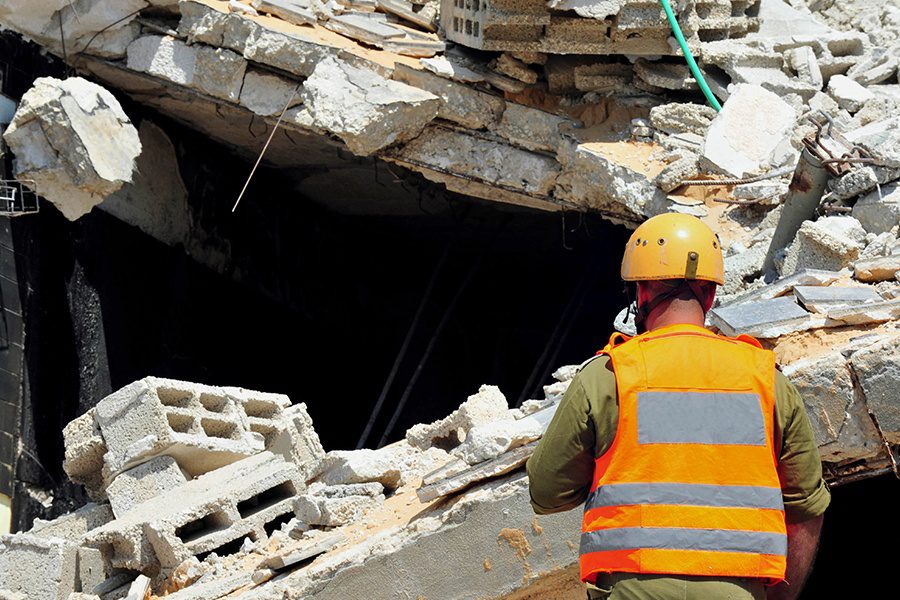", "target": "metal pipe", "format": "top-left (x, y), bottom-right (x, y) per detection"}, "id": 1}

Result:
top-left (762, 147), bottom-right (831, 273)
